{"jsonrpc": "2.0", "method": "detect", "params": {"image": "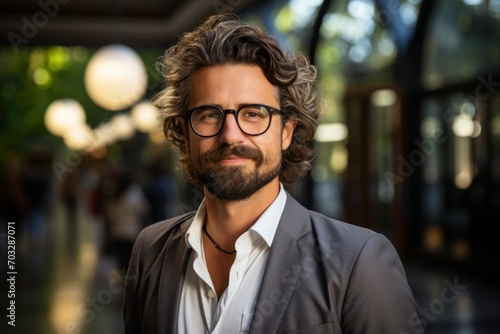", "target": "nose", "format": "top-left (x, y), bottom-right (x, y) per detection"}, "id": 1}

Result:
top-left (218, 113), bottom-right (246, 145)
